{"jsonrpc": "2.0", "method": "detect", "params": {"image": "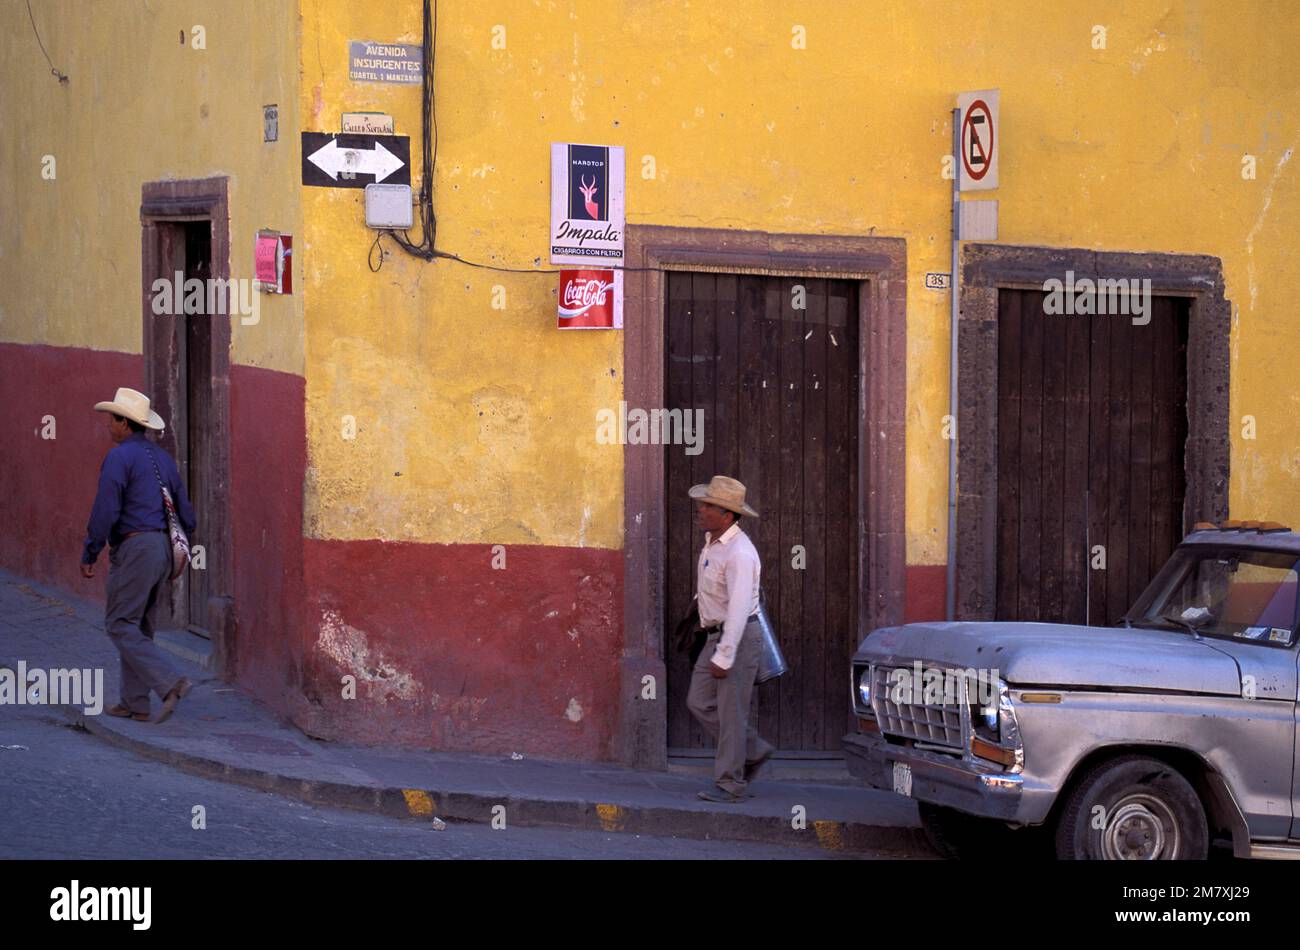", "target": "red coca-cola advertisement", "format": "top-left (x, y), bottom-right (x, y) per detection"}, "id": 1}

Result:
top-left (557, 268), bottom-right (623, 330)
